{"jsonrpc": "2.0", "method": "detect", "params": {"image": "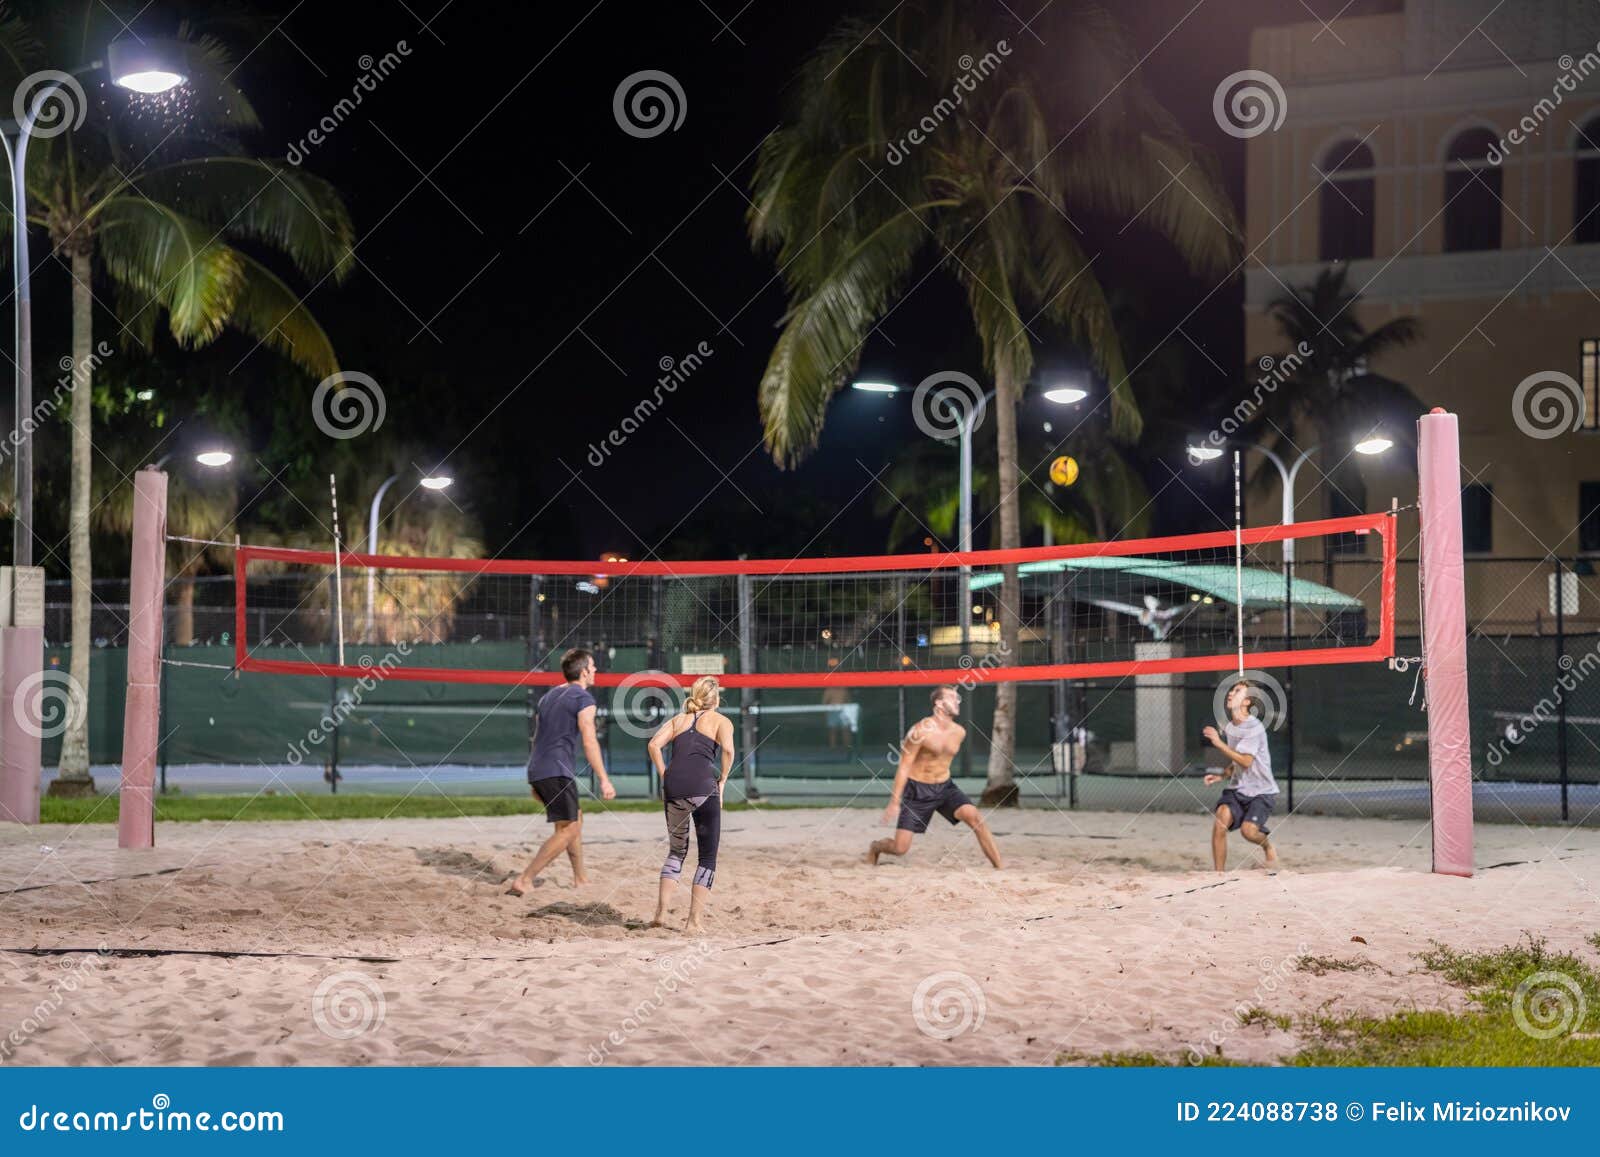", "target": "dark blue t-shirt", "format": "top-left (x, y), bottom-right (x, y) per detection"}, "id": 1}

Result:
top-left (528, 683), bottom-right (596, 782)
